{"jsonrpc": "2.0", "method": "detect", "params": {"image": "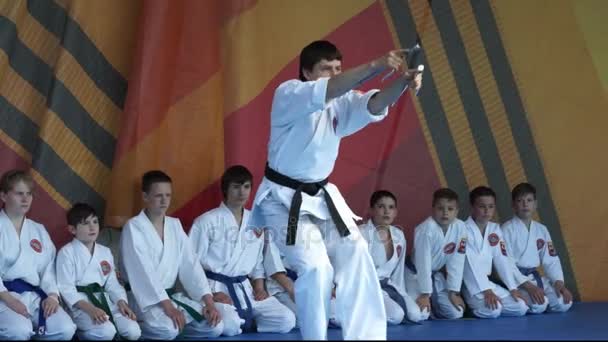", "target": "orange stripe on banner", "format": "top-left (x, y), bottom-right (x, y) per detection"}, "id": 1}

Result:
top-left (221, 0), bottom-right (377, 117)
top-left (105, 72), bottom-right (225, 228)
